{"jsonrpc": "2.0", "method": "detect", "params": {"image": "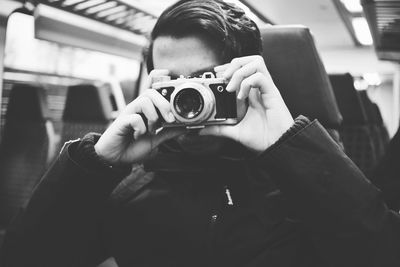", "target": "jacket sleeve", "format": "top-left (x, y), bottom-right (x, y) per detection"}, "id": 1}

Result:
top-left (255, 118), bottom-right (400, 267)
top-left (1, 133), bottom-right (131, 267)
